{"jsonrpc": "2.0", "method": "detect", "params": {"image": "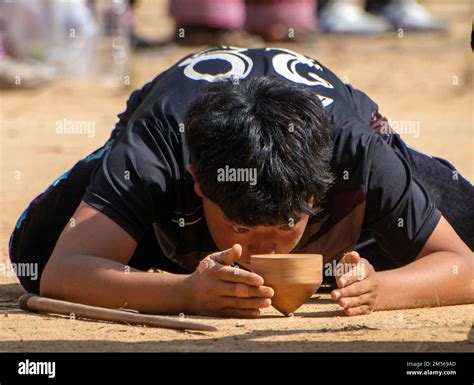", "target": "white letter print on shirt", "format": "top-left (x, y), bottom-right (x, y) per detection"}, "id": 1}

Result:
top-left (266, 48), bottom-right (334, 107)
top-left (179, 47), bottom-right (334, 107)
top-left (178, 47), bottom-right (253, 82)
